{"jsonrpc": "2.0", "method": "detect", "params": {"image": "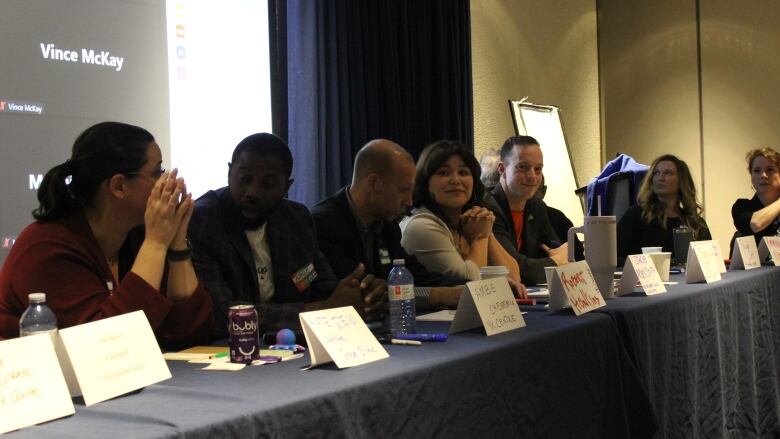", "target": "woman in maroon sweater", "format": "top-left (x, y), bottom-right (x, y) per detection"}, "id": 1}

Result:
top-left (0, 122), bottom-right (212, 349)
